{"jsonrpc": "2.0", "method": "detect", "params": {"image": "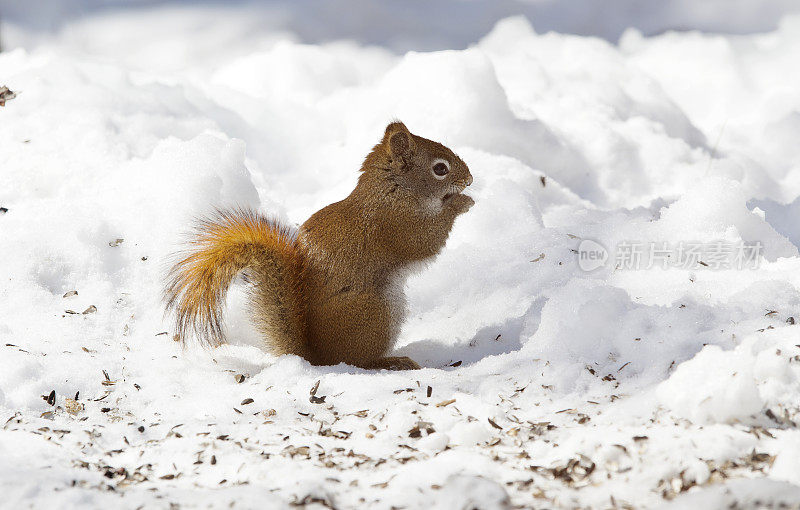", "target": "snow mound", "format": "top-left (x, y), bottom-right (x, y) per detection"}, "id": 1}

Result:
top-left (659, 328), bottom-right (800, 424)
